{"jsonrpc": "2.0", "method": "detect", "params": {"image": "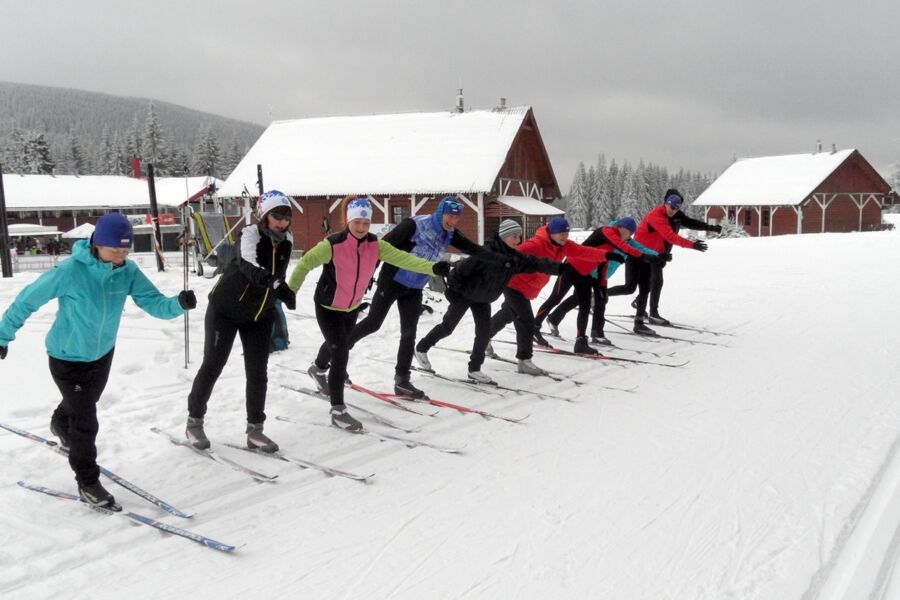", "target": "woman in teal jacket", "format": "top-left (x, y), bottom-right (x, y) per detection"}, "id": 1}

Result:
top-left (0, 213), bottom-right (195, 509)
